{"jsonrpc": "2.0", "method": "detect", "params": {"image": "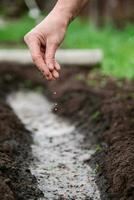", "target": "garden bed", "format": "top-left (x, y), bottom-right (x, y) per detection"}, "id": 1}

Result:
top-left (0, 62), bottom-right (133, 200)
